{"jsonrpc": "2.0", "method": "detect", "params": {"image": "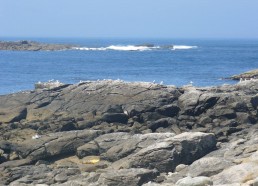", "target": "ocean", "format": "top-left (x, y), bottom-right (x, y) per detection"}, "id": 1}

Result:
top-left (0, 38), bottom-right (258, 95)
